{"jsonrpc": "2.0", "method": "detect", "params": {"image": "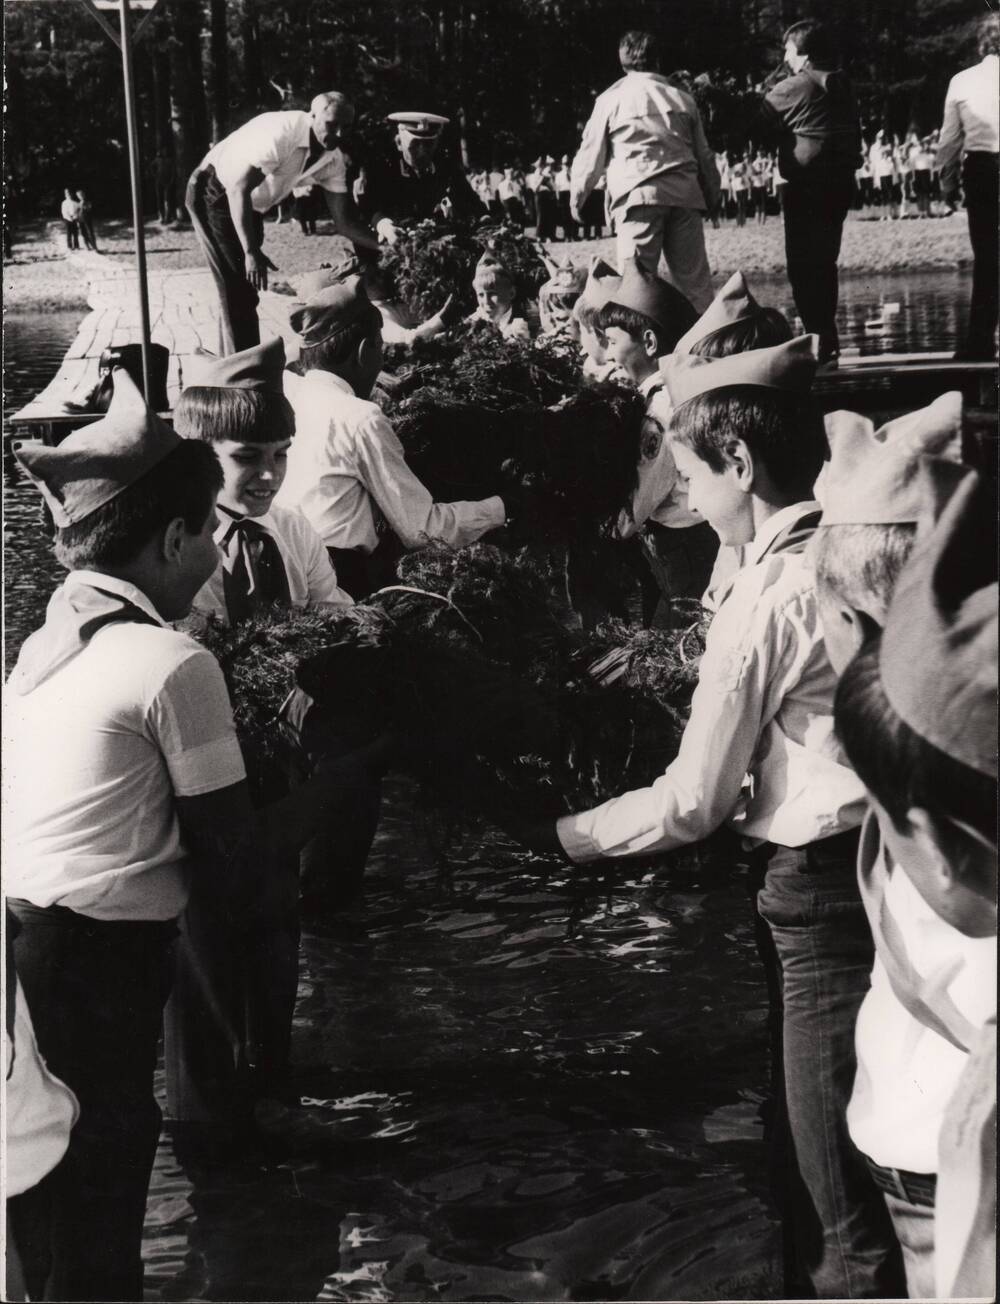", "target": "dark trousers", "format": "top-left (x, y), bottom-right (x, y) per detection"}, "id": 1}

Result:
top-left (7, 901), bottom-right (176, 1301)
top-left (163, 863), bottom-right (300, 1125)
top-left (782, 175), bottom-right (854, 358)
top-left (62, 220), bottom-right (78, 250)
top-left (748, 835), bottom-right (905, 1298)
top-left (640, 518), bottom-right (719, 628)
top-left (557, 191), bottom-right (578, 240)
top-left (963, 152), bottom-right (999, 357)
top-left (186, 165), bottom-right (264, 355)
top-left (534, 188), bottom-right (558, 241)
